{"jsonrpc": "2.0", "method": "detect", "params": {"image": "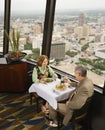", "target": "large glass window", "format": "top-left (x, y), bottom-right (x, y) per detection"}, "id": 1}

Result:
top-left (10, 0), bottom-right (46, 60)
top-left (0, 0), bottom-right (4, 53)
top-left (51, 0), bottom-right (105, 87)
